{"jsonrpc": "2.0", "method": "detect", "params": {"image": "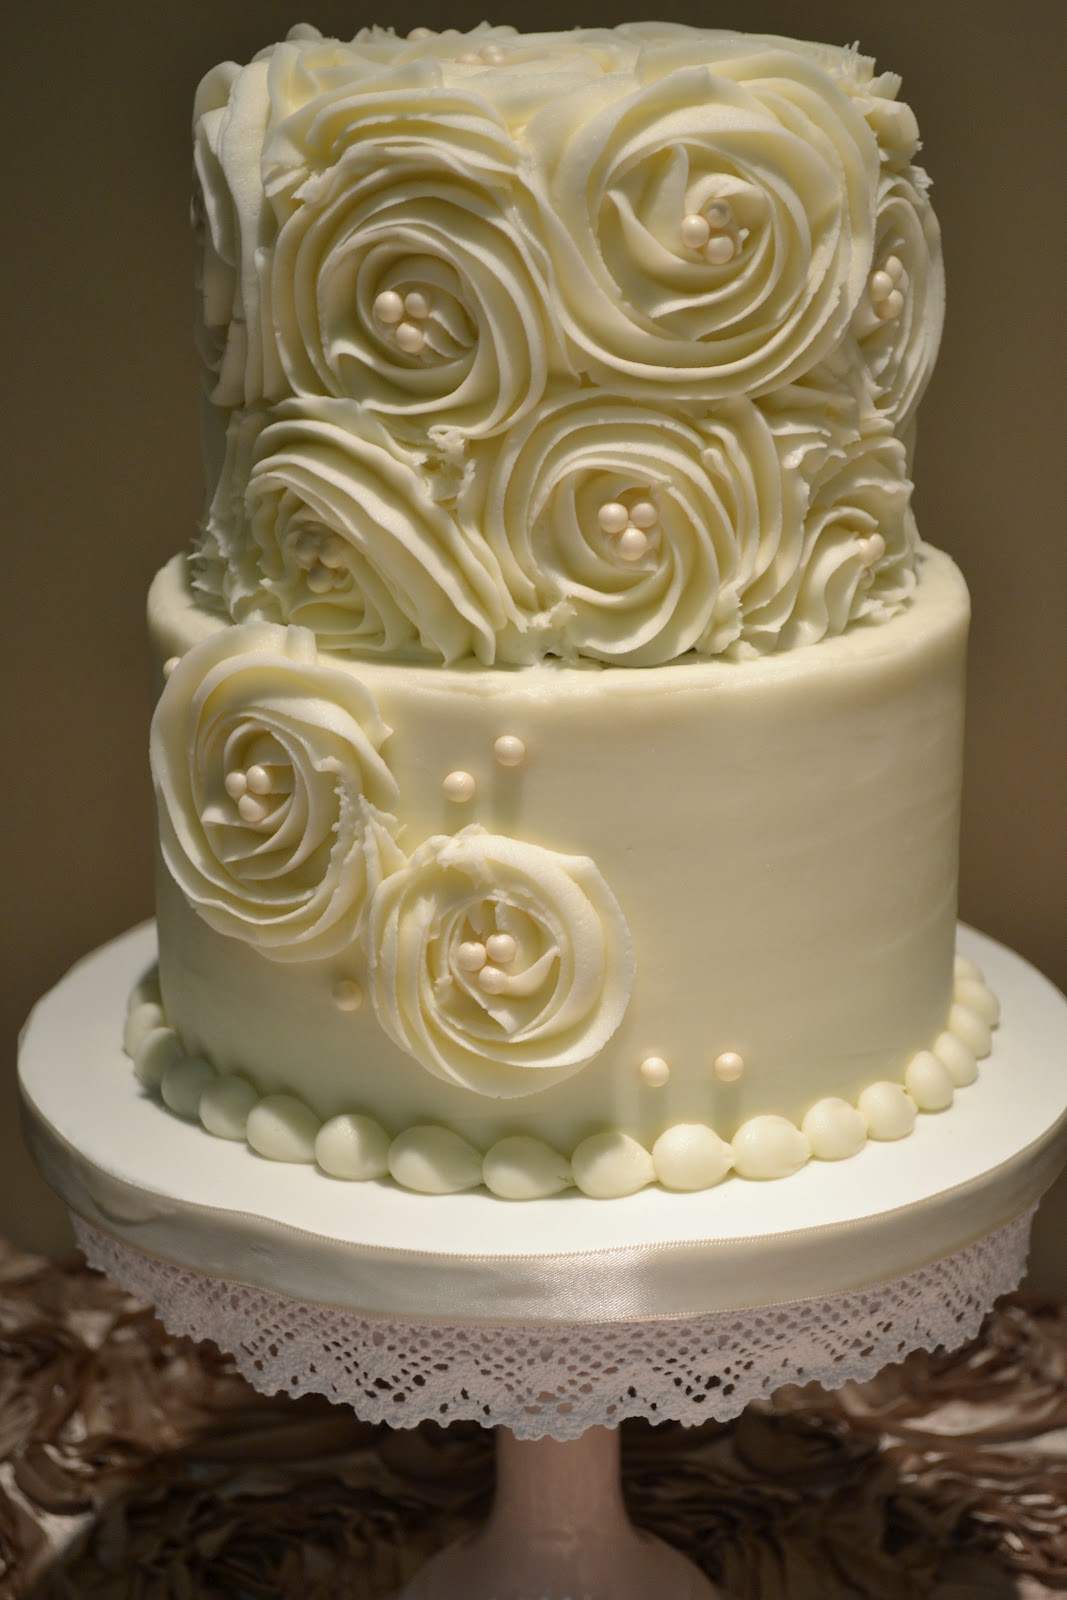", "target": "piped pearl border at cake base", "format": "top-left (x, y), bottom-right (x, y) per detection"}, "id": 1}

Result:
top-left (123, 953), bottom-right (1000, 1200)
